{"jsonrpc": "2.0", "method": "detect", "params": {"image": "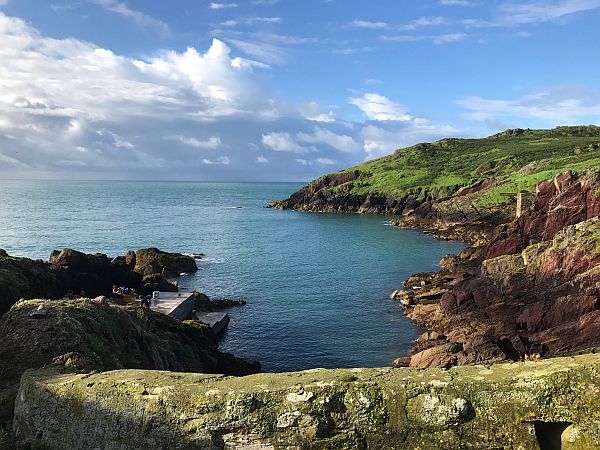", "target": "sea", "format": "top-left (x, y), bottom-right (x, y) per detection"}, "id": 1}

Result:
top-left (0, 180), bottom-right (465, 372)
